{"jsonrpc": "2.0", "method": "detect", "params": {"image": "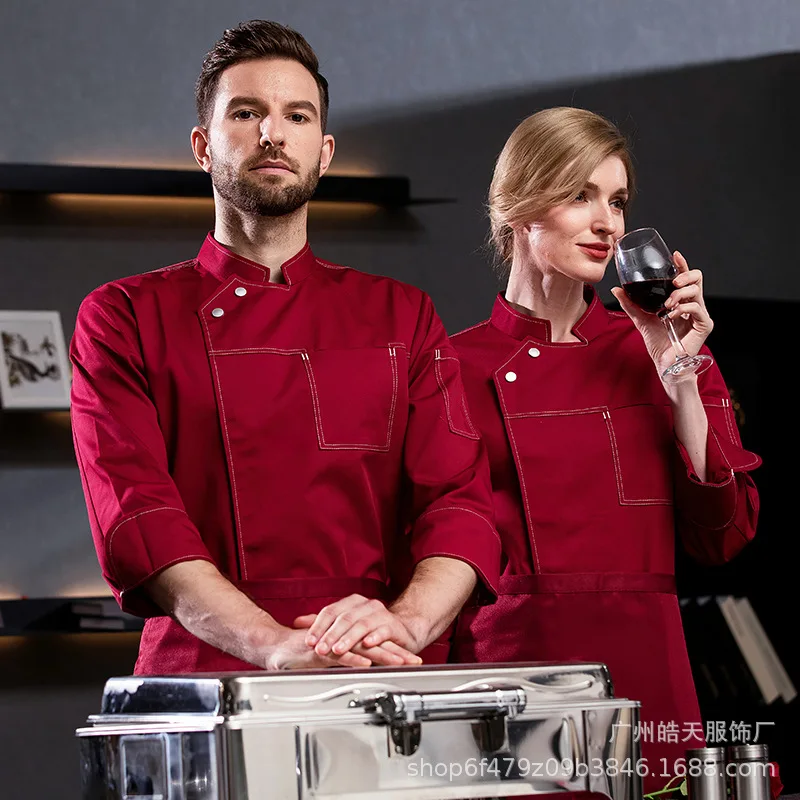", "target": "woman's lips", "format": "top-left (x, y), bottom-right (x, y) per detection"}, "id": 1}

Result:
top-left (577, 244), bottom-right (610, 260)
